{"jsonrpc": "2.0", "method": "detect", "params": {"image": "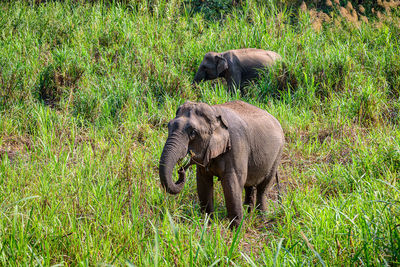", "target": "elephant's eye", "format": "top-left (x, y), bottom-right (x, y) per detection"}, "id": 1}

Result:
top-left (189, 129), bottom-right (197, 139)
